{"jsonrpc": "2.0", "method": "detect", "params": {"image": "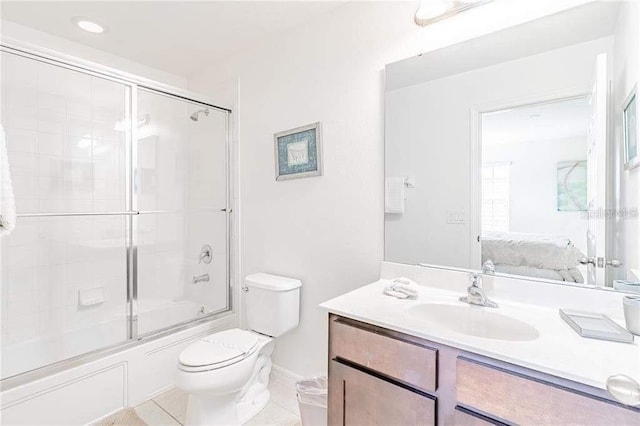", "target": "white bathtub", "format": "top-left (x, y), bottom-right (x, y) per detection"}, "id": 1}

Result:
top-left (1, 299), bottom-right (211, 380)
top-left (0, 304), bottom-right (237, 425)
